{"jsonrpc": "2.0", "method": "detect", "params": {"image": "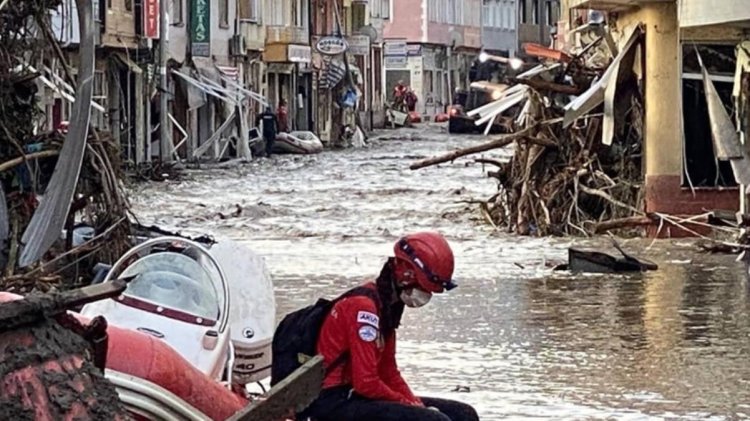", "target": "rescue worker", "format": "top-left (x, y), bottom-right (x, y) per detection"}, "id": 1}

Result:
top-left (255, 106), bottom-right (279, 157)
top-left (306, 232), bottom-right (480, 421)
